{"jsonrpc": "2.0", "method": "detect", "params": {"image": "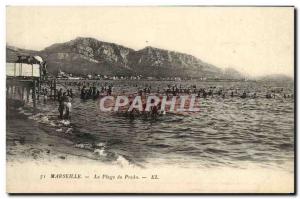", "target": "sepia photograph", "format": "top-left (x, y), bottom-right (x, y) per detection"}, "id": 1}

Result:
top-left (5, 6), bottom-right (295, 193)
